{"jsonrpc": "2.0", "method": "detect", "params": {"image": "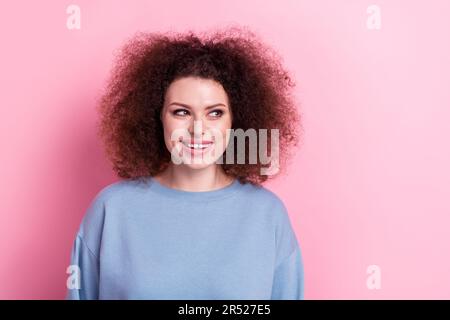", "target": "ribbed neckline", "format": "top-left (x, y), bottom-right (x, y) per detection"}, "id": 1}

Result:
top-left (147, 176), bottom-right (242, 201)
